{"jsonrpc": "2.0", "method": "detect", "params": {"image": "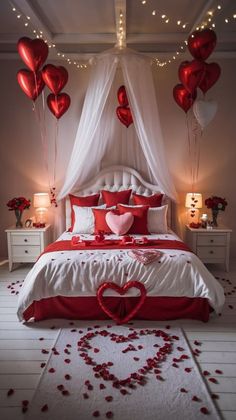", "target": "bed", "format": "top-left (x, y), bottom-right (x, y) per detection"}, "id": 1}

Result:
top-left (17, 166), bottom-right (225, 323)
